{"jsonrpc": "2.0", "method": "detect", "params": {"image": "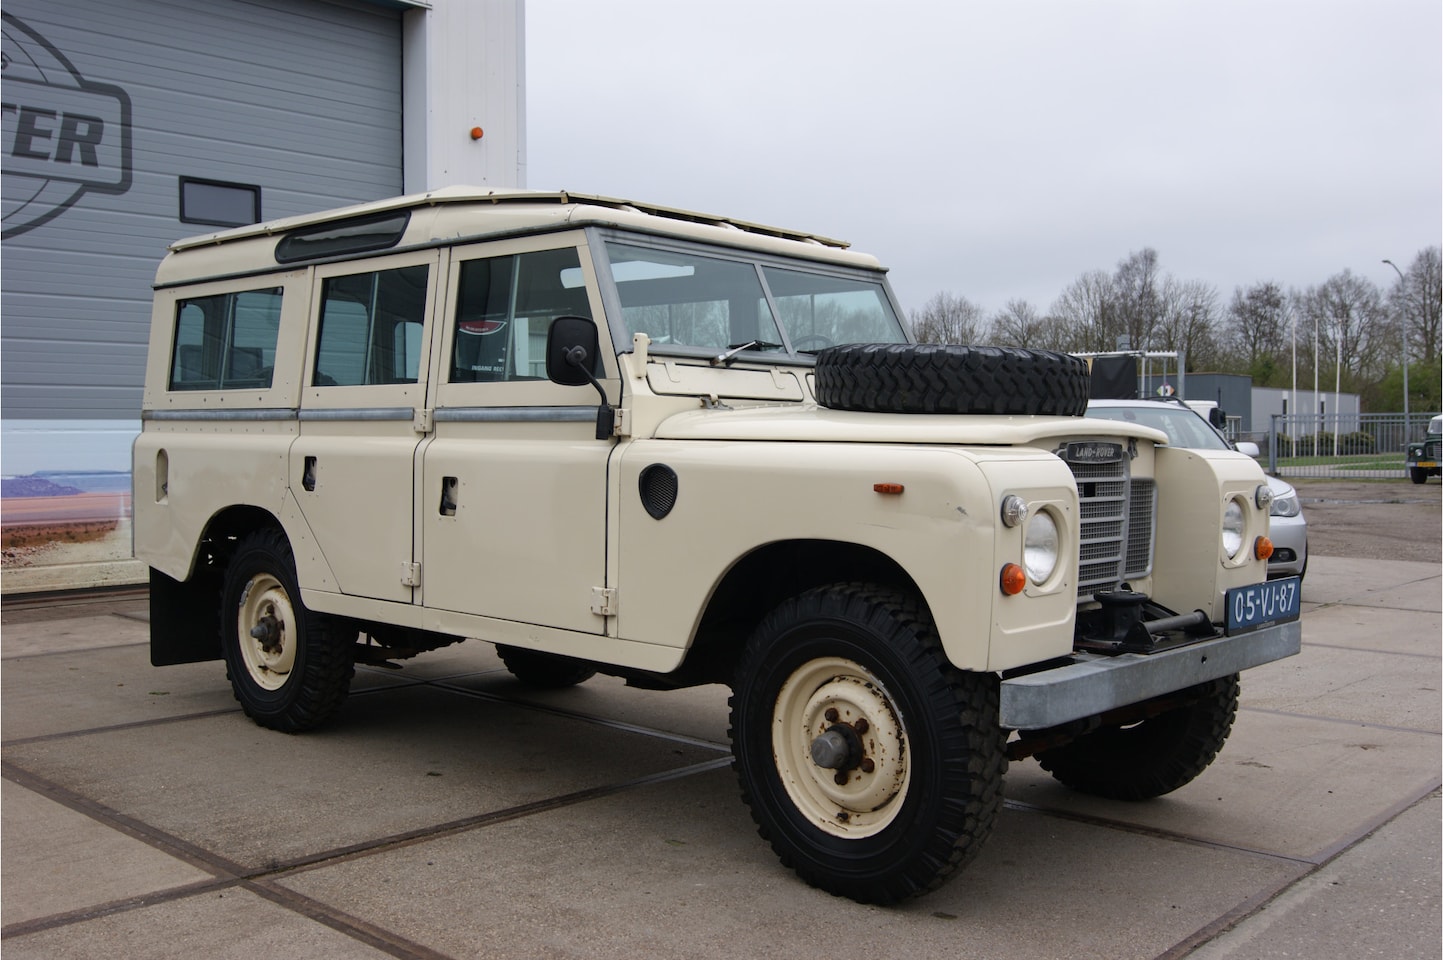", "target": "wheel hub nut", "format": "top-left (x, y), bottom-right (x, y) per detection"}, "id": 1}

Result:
top-left (809, 722), bottom-right (864, 771)
top-left (249, 616), bottom-right (281, 652)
